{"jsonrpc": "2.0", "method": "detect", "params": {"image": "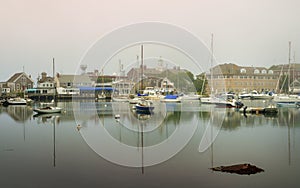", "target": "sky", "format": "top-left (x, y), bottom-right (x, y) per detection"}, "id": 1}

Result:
top-left (0, 0), bottom-right (299, 82)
